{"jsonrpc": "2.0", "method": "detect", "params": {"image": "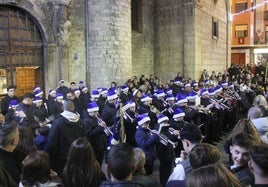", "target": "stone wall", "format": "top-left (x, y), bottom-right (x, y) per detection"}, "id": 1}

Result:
top-left (88, 0), bottom-right (132, 89)
top-left (154, 0), bottom-right (231, 82)
top-left (68, 0), bottom-right (86, 84)
top-left (154, 0), bottom-right (184, 82)
top-left (132, 0), bottom-right (154, 79)
top-left (193, 0), bottom-right (231, 80)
